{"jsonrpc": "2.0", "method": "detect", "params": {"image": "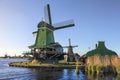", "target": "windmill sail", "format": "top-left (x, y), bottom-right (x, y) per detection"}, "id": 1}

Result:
top-left (44, 4), bottom-right (52, 25)
top-left (32, 31), bottom-right (37, 34)
top-left (53, 19), bottom-right (75, 30)
top-left (62, 39), bottom-right (78, 48)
